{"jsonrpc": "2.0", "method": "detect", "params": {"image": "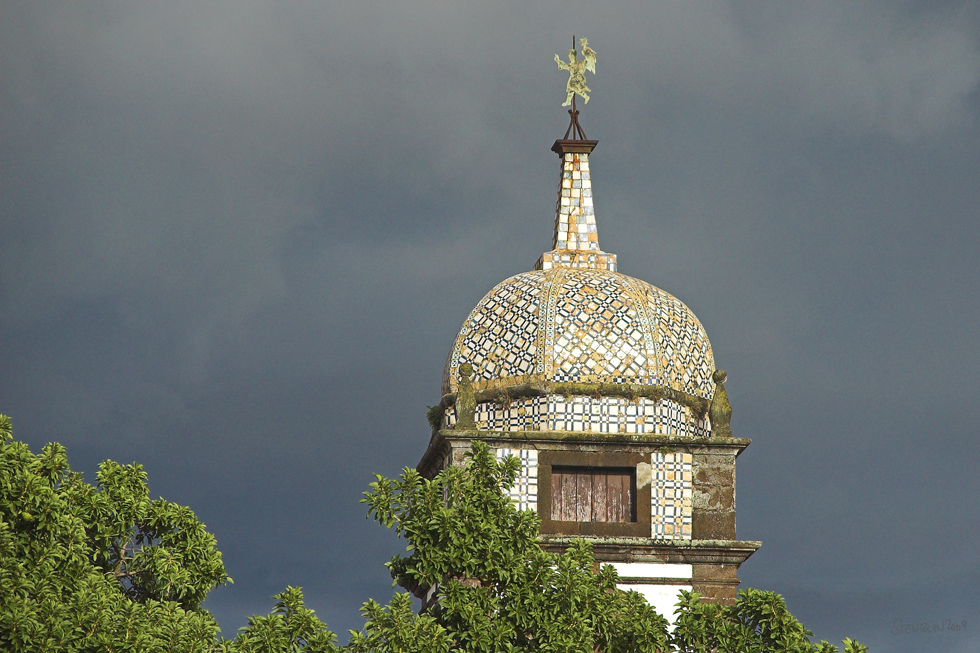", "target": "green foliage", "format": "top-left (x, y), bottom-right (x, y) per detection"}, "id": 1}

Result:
top-left (425, 405), bottom-right (444, 431)
top-left (842, 637), bottom-right (869, 653)
top-left (362, 445), bottom-right (540, 592)
top-left (360, 443), bottom-right (671, 652)
top-left (221, 587), bottom-right (338, 653)
top-left (0, 414), bottom-right (226, 651)
top-left (1, 415), bottom-right (866, 653)
top-left (671, 588), bottom-right (842, 653)
top-left (666, 589), bottom-right (870, 653)
top-left (358, 441), bottom-right (866, 653)
top-left (346, 593), bottom-right (448, 653)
